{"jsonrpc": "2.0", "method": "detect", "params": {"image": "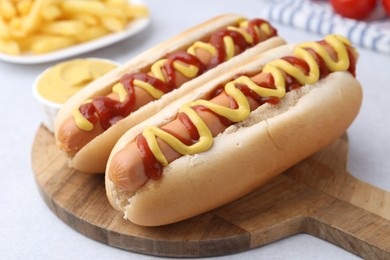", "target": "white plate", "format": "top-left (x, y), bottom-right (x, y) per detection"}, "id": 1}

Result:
top-left (0, 1), bottom-right (150, 64)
